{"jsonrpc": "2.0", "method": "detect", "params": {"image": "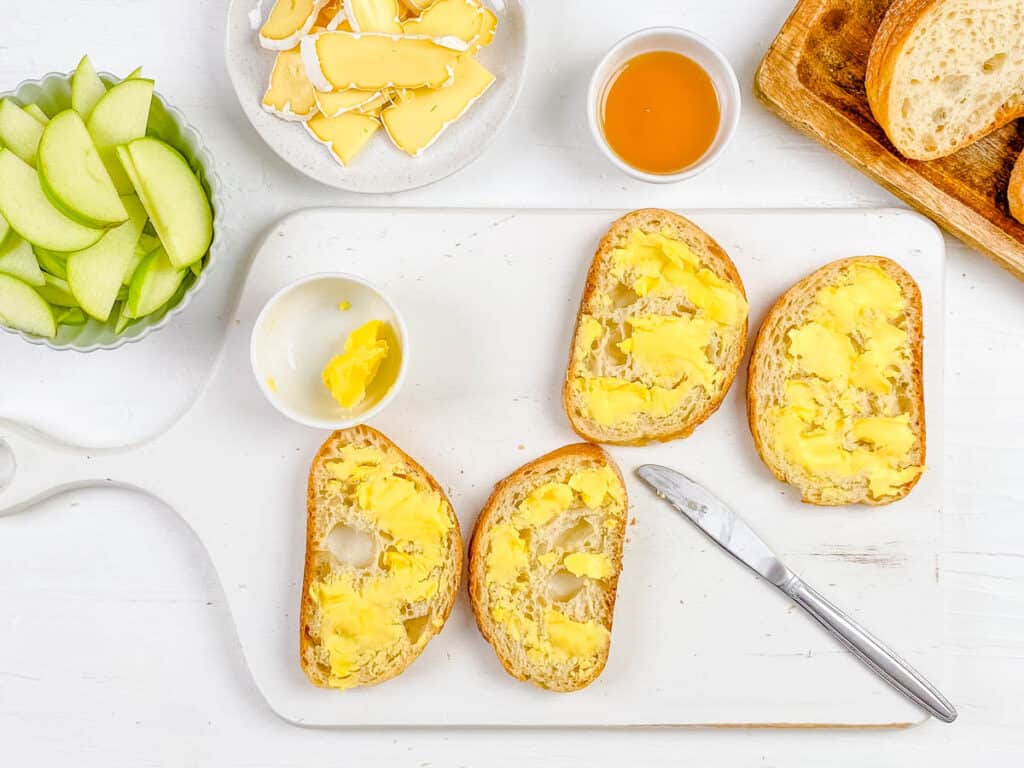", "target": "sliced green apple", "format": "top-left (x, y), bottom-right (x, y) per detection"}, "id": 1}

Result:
top-left (36, 273), bottom-right (79, 307)
top-left (66, 195), bottom-right (147, 321)
top-left (0, 98), bottom-right (45, 165)
top-left (71, 55), bottom-right (107, 120)
top-left (124, 234), bottom-right (158, 285)
top-left (0, 235), bottom-right (45, 286)
top-left (125, 66), bottom-right (143, 79)
top-left (55, 306), bottom-right (87, 326)
top-left (39, 109), bottom-right (128, 227)
top-left (23, 104), bottom-right (49, 124)
top-left (0, 214), bottom-right (11, 248)
top-left (0, 272), bottom-right (55, 338)
top-left (86, 78), bottom-right (154, 193)
top-left (0, 149), bottom-right (104, 251)
top-left (33, 247), bottom-right (67, 279)
top-left (112, 301), bottom-right (132, 334)
top-left (118, 138), bottom-right (212, 269)
top-left (126, 245), bottom-right (184, 318)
